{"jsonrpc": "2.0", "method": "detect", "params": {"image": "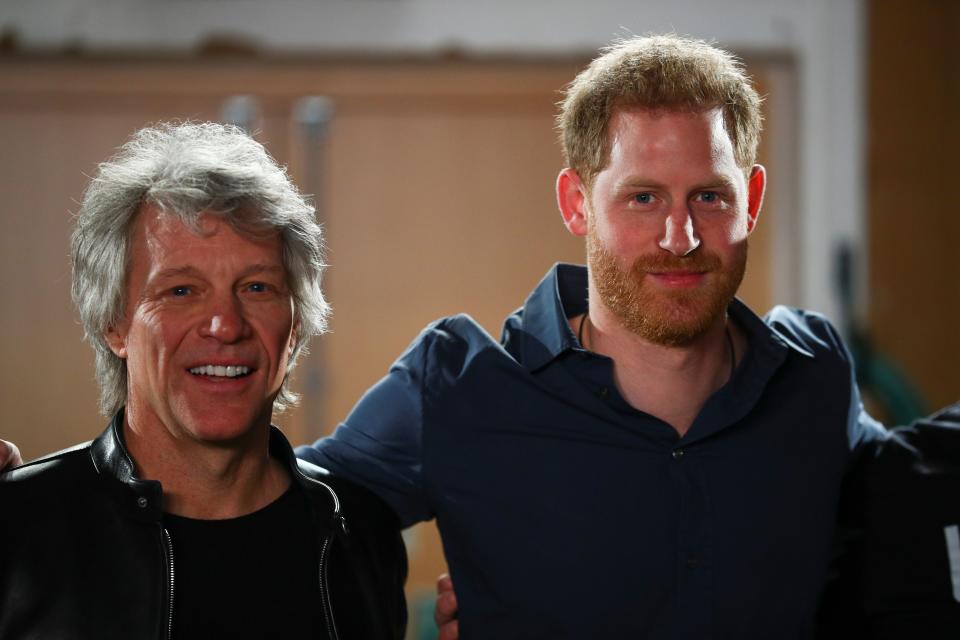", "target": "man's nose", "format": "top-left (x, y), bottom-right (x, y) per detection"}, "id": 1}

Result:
top-left (658, 207), bottom-right (701, 256)
top-left (198, 295), bottom-right (250, 343)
